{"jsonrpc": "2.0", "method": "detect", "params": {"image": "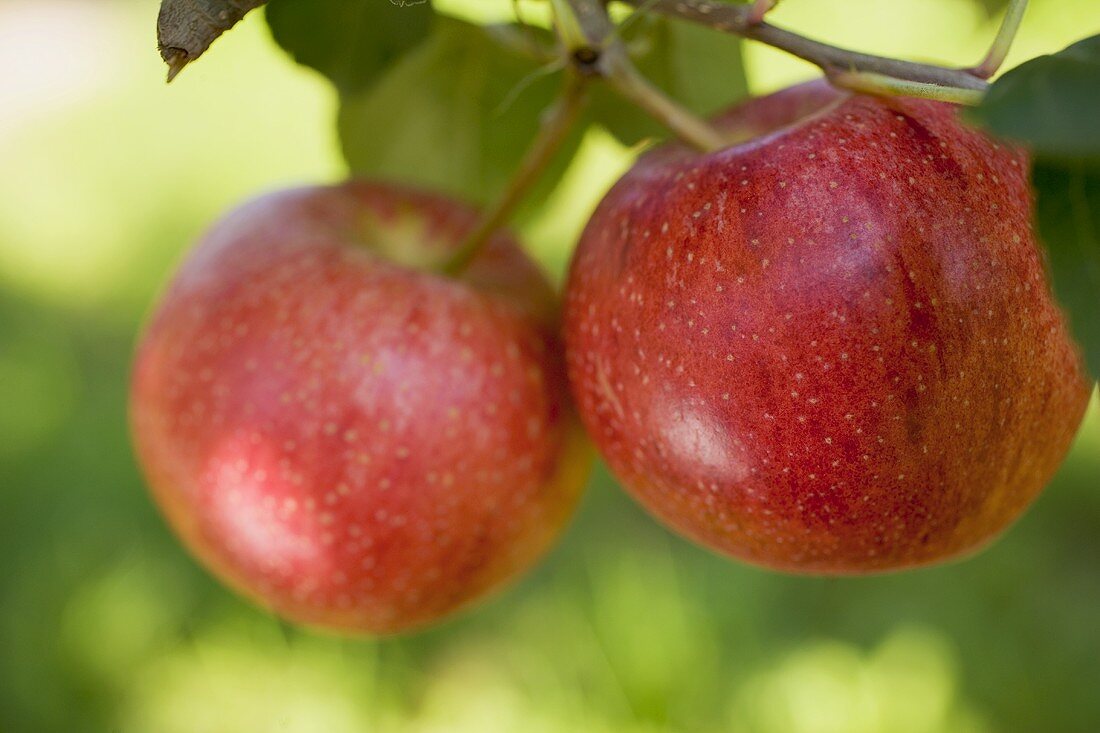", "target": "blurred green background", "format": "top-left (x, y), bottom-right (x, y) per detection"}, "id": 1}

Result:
top-left (1, 1), bottom-right (1098, 731)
